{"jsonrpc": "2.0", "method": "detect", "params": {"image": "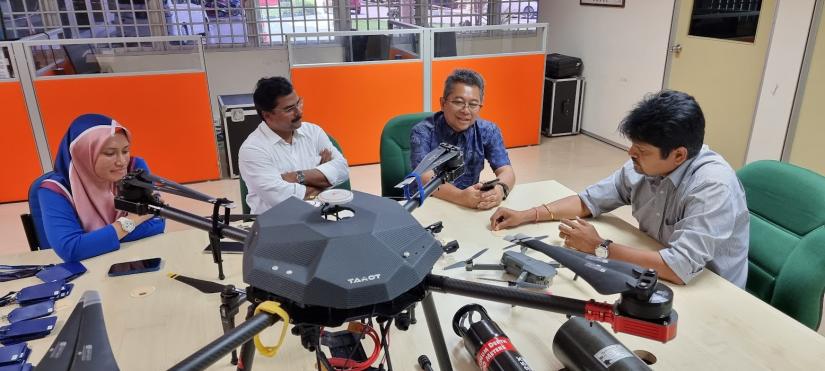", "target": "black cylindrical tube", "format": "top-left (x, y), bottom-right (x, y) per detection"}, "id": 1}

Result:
top-left (553, 317), bottom-right (652, 371)
top-left (426, 274), bottom-right (586, 317)
top-left (421, 293), bottom-right (453, 371)
top-left (452, 304), bottom-right (532, 371)
top-left (154, 205), bottom-right (249, 241)
top-left (168, 312), bottom-right (278, 371)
